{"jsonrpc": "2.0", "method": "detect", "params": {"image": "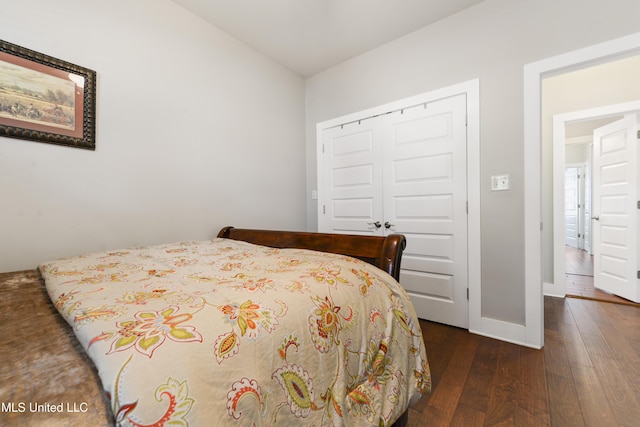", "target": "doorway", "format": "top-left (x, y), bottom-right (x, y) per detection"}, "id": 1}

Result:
top-left (564, 147), bottom-right (594, 295)
top-left (551, 105), bottom-right (640, 302)
top-left (524, 32), bottom-right (640, 348)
